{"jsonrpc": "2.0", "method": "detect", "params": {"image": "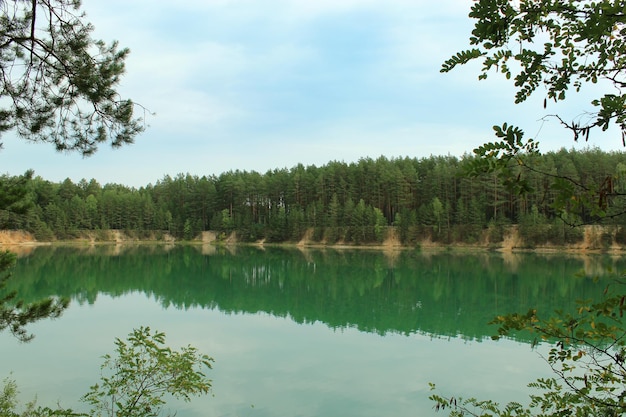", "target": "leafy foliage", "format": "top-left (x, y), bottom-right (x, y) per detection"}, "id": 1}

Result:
top-left (82, 326), bottom-right (213, 417)
top-left (462, 123), bottom-right (540, 196)
top-left (0, 0), bottom-right (144, 154)
top-left (441, 0), bottom-right (626, 141)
